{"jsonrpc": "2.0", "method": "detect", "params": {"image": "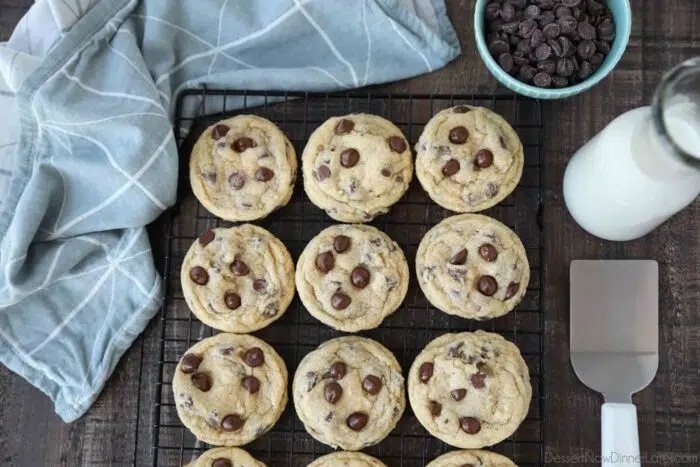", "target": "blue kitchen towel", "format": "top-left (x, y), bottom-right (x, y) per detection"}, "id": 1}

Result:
top-left (0, 0), bottom-right (460, 422)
